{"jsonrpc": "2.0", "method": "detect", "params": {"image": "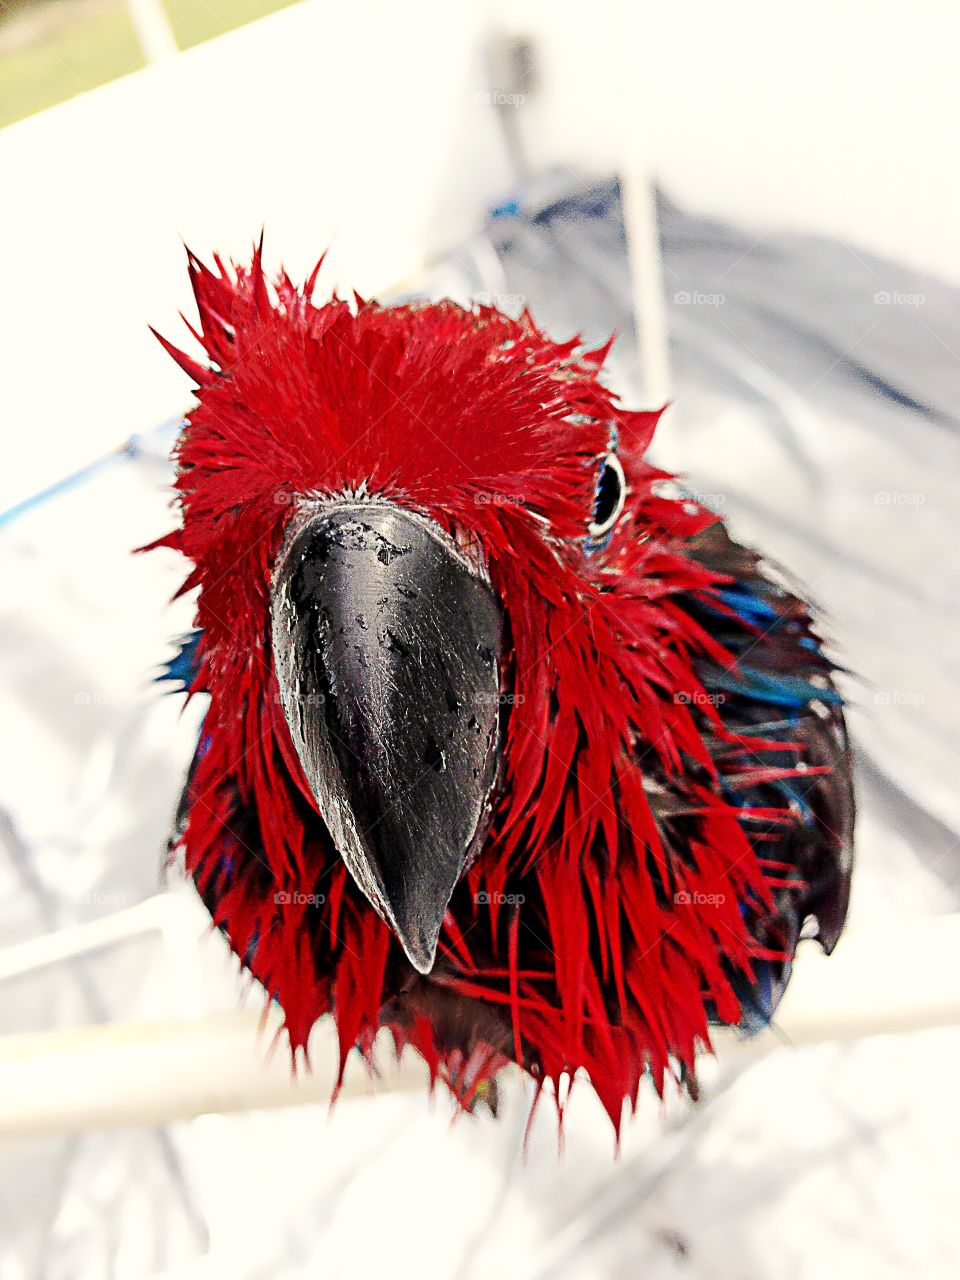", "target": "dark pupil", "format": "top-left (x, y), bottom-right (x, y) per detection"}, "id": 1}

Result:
top-left (594, 459), bottom-right (622, 527)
